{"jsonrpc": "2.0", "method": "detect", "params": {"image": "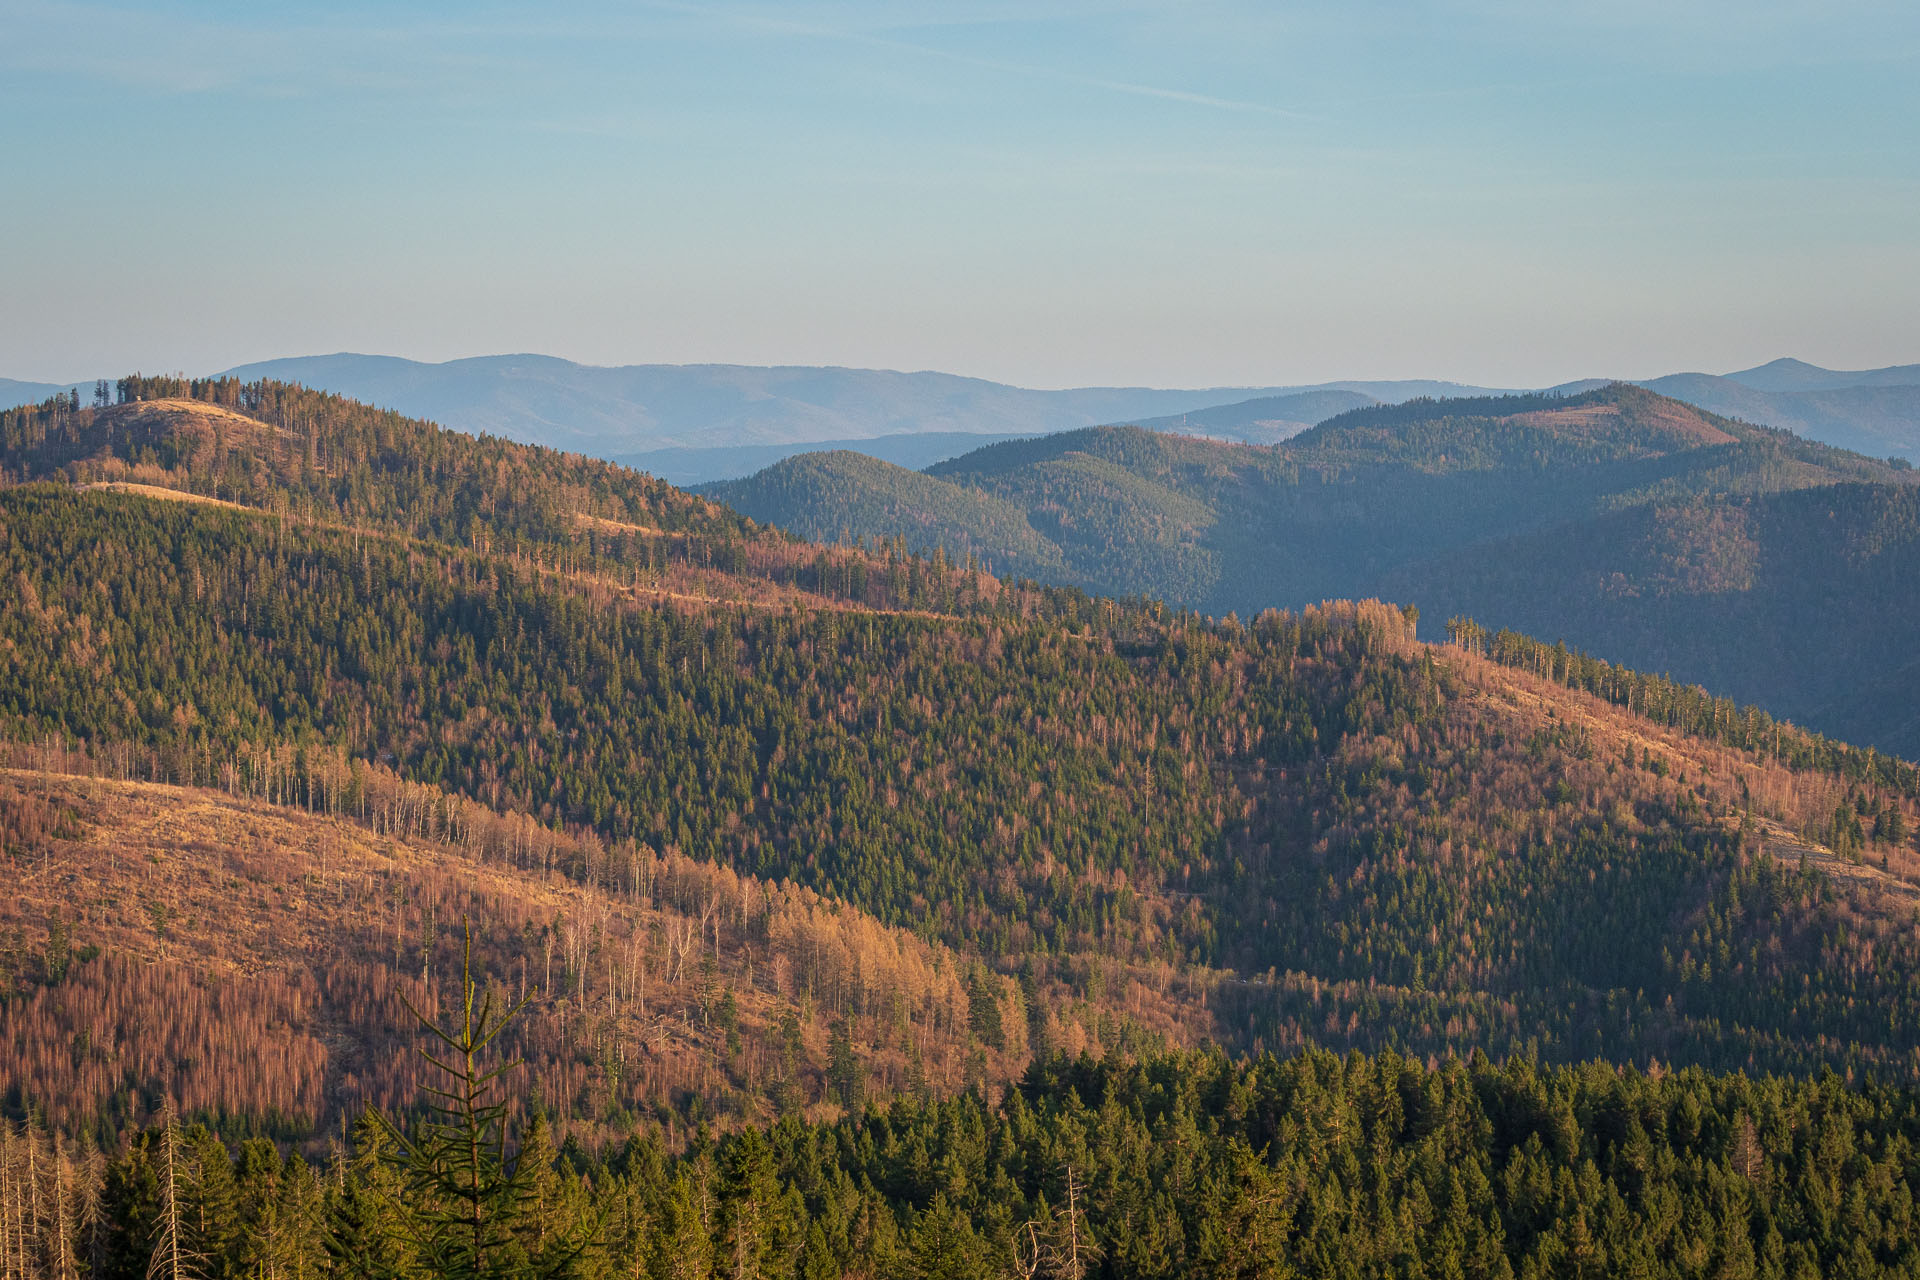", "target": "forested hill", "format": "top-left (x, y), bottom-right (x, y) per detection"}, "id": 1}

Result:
top-left (1385, 483), bottom-right (1920, 757)
top-left (690, 447), bottom-right (1072, 585)
top-left (707, 384), bottom-right (1920, 753)
top-left (0, 375), bottom-right (1037, 618)
top-left (0, 375), bottom-right (755, 549)
top-left (6, 376), bottom-right (1920, 1161)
